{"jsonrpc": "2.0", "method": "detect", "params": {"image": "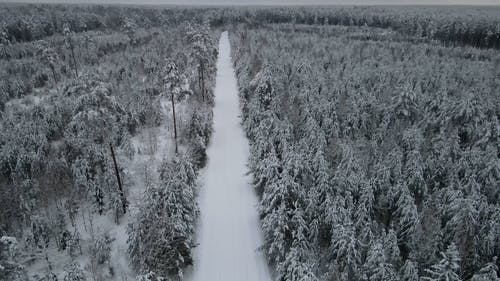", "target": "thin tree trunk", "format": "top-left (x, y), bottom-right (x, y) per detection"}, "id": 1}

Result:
top-left (201, 61), bottom-right (205, 102)
top-left (50, 65), bottom-right (57, 85)
top-left (171, 92), bottom-right (178, 153)
top-left (198, 63), bottom-right (202, 100)
top-left (198, 64), bottom-right (201, 89)
top-left (109, 142), bottom-right (127, 214)
top-left (71, 46), bottom-right (78, 77)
